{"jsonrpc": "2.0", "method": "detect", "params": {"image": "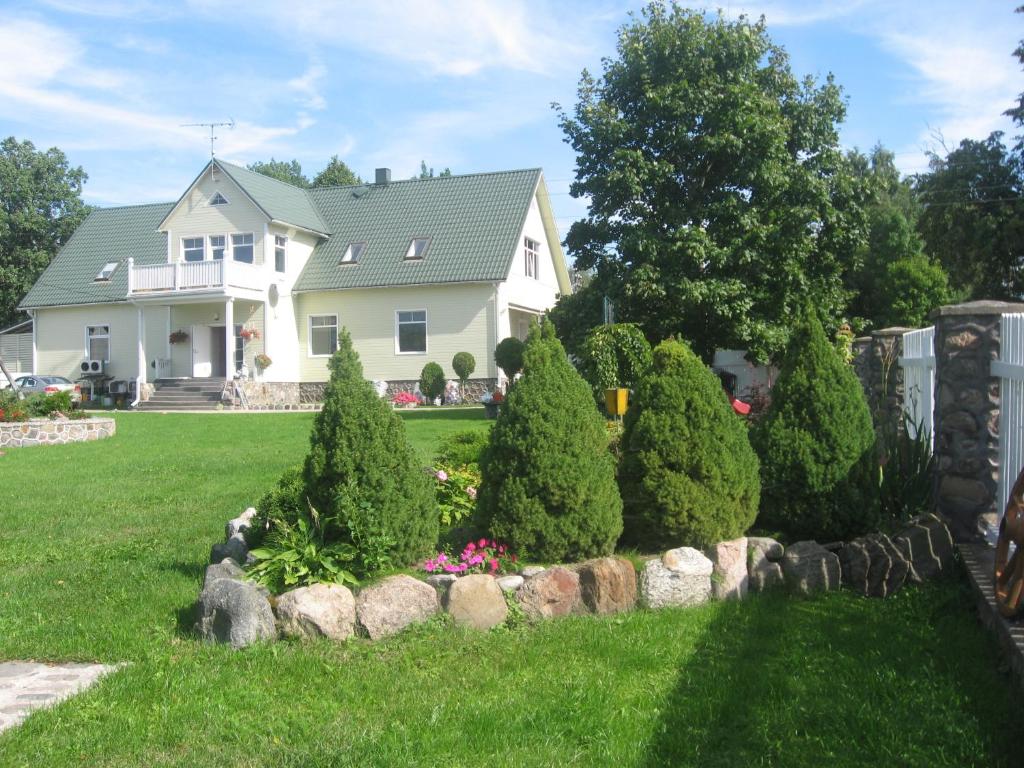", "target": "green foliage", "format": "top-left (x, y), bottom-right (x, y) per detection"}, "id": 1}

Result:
top-left (752, 310), bottom-right (879, 541)
top-left (555, 4), bottom-right (867, 363)
top-left (419, 362), bottom-right (446, 402)
top-left (452, 352), bottom-right (476, 392)
top-left (248, 466), bottom-right (306, 547)
top-left (876, 255), bottom-right (954, 329)
top-left (416, 161), bottom-right (452, 179)
top-left (247, 158), bottom-right (309, 188)
top-left (547, 279), bottom-right (605, 359)
top-left (578, 323), bottom-right (652, 402)
top-left (1006, 7), bottom-right (1024, 153)
top-left (432, 464), bottom-right (480, 527)
top-left (0, 390), bottom-right (75, 421)
top-left (299, 329), bottom-right (438, 569)
top-left (435, 428), bottom-right (491, 469)
top-left (878, 418), bottom-right (935, 524)
top-left (479, 321), bottom-right (622, 561)
top-left (494, 337), bottom-right (525, 380)
top-left (312, 155), bottom-right (361, 187)
top-left (618, 339), bottom-right (760, 549)
top-left (1, 137), bottom-right (89, 327)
